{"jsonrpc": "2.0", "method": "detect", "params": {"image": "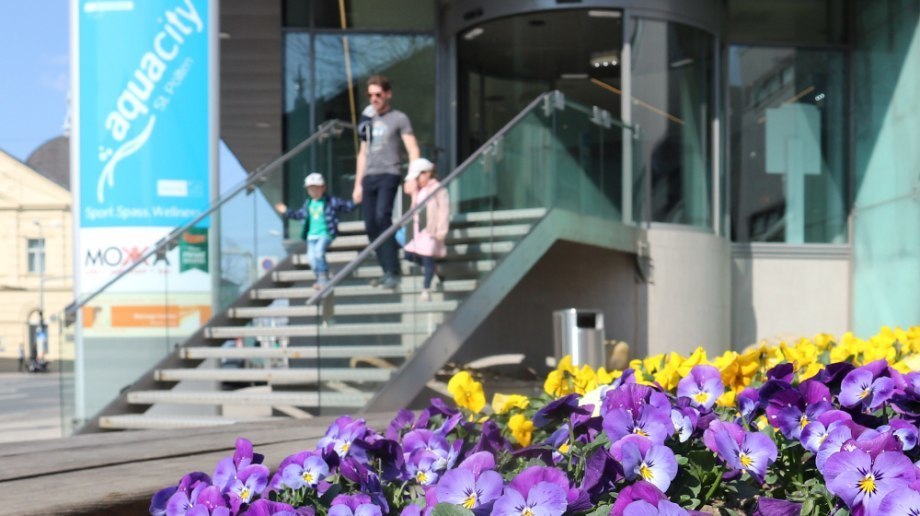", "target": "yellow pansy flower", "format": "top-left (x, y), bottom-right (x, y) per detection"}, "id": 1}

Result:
top-left (448, 371), bottom-right (485, 413)
top-left (677, 347), bottom-right (709, 377)
top-left (508, 413), bottom-right (534, 447)
top-left (573, 365), bottom-right (598, 395)
top-left (716, 389), bottom-right (736, 408)
top-left (491, 393), bottom-right (529, 415)
top-left (597, 367), bottom-right (622, 385)
top-left (798, 362), bottom-right (824, 382)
